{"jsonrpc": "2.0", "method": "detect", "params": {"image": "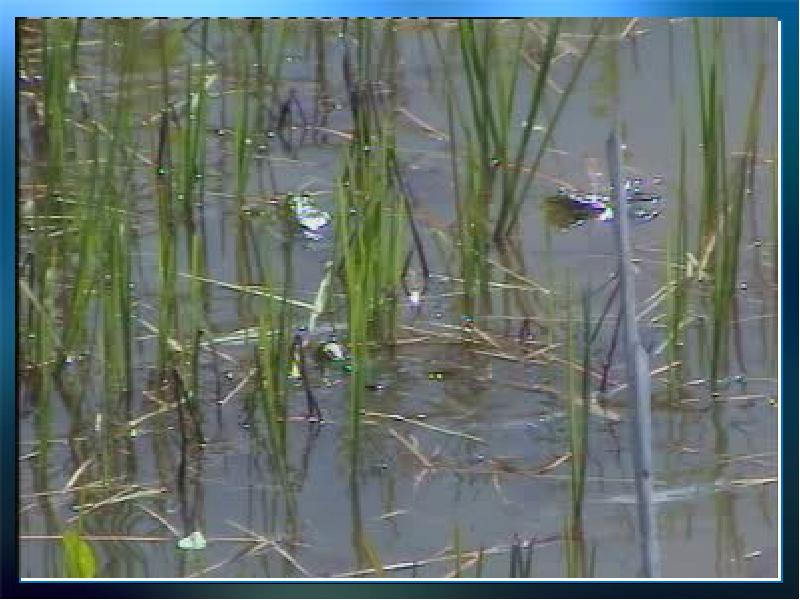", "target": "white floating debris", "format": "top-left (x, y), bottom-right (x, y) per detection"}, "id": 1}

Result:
top-left (177, 531), bottom-right (207, 551)
top-left (319, 339), bottom-right (346, 362)
top-left (290, 195), bottom-right (330, 232)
